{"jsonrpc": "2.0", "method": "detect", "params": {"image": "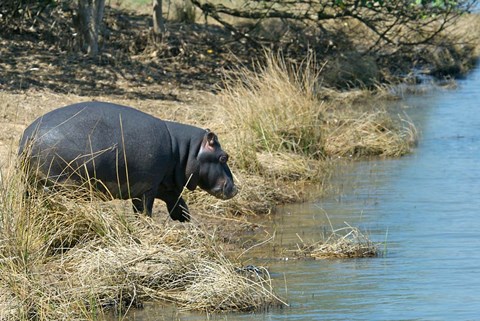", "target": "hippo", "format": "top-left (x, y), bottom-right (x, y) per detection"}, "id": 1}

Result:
top-left (18, 101), bottom-right (238, 222)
